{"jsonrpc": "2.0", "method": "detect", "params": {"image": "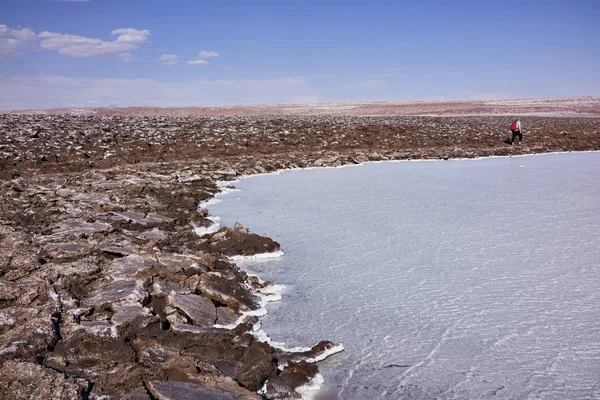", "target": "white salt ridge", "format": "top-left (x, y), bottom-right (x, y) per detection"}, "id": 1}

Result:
top-left (197, 197), bottom-right (221, 210)
top-left (213, 308), bottom-right (268, 330)
top-left (257, 283), bottom-right (285, 295)
top-left (193, 221), bottom-right (220, 236)
top-left (251, 321), bottom-right (312, 353)
top-left (212, 281), bottom-right (283, 330)
top-left (217, 179), bottom-right (239, 188)
top-left (226, 250), bottom-right (284, 261)
top-left (303, 344), bottom-right (345, 364)
top-left (197, 187), bottom-right (239, 210)
top-left (216, 187), bottom-right (240, 196)
top-left (66, 308), bottom-right (87, 317)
